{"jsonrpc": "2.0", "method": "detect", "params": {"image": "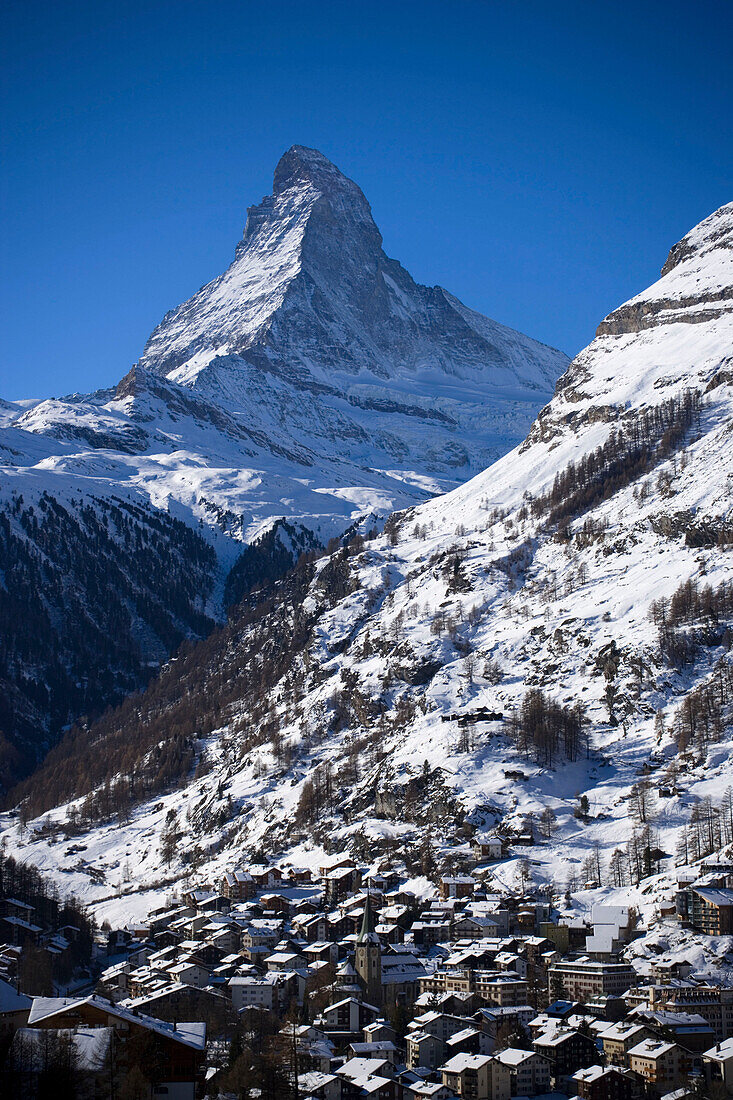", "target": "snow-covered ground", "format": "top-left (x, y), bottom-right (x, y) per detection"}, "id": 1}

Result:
top-left (5, 200), bottom-right (733, 957)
